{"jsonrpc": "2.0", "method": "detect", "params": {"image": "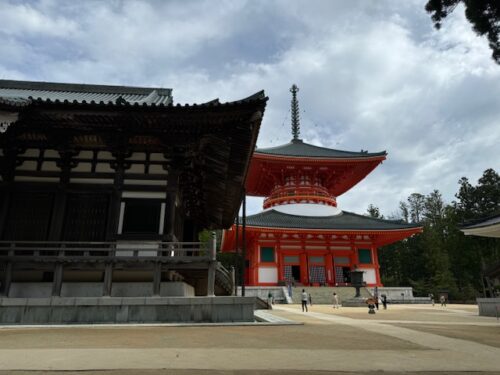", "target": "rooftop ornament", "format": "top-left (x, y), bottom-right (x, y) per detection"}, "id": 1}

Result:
top-left (290, 84), bottom-right (301, 142)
